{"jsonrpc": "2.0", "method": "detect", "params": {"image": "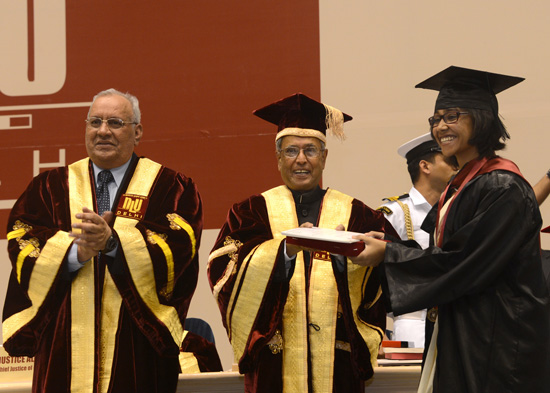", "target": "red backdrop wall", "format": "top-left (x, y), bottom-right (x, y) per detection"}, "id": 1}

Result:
top-left (0, 0), bottom-right (321, 236)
